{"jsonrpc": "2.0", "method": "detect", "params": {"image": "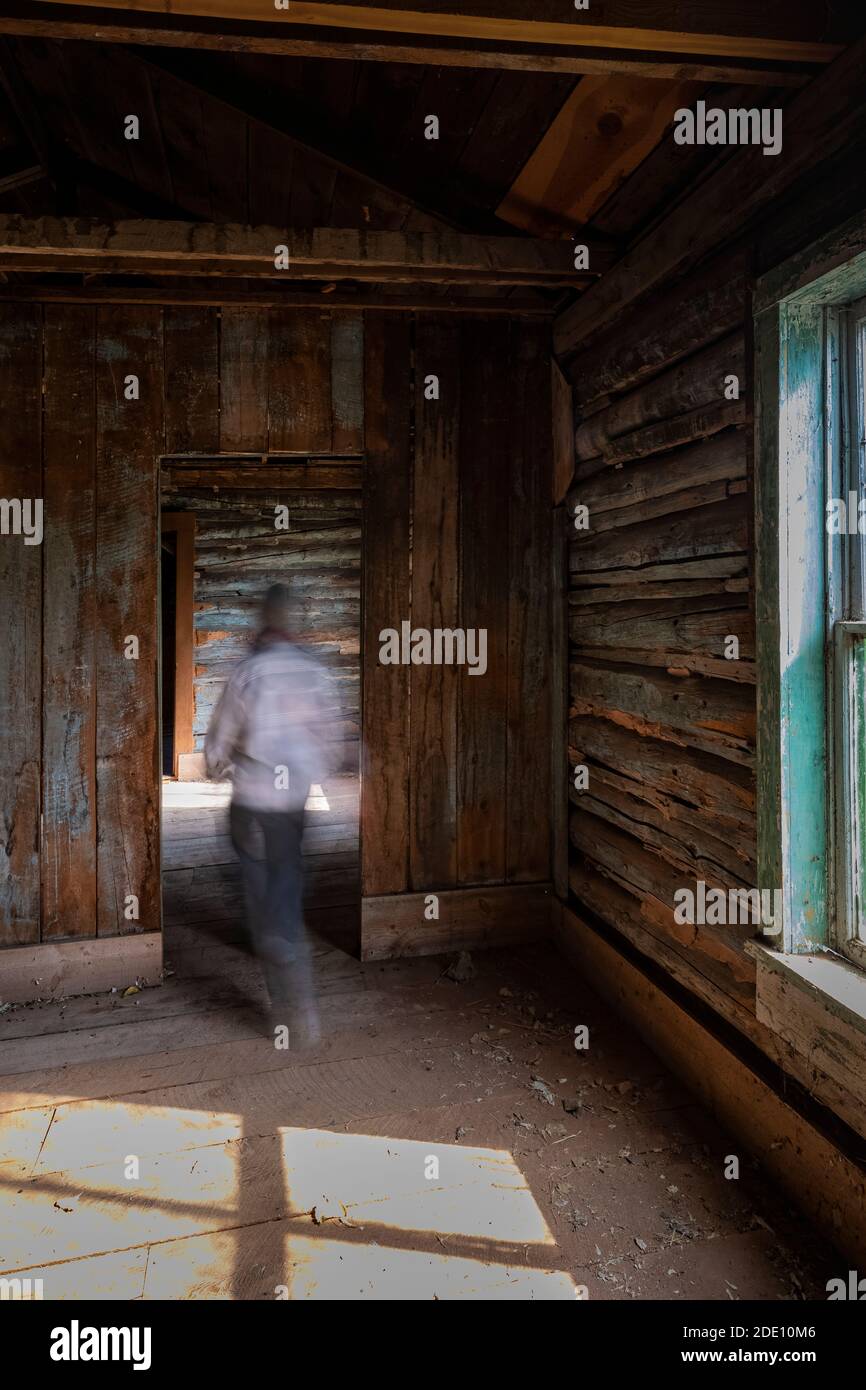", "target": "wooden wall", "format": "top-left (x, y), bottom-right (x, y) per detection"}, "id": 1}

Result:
top-left (557, 42), bottom-right (866, 1069)
top-left (161, 460), bottom-right (362, 772)
top-left (0, 302), bottom-right (163, 948)
top-left (1, 301), bottom-right (556, 966)
top-left (361, 314), bottom-right (555, 955)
